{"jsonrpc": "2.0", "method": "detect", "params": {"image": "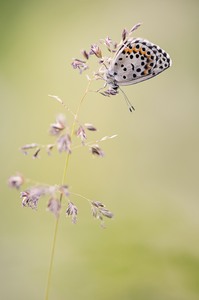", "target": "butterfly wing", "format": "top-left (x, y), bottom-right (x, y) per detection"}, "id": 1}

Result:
top-left (108, 38), bottom-right (172, 86)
